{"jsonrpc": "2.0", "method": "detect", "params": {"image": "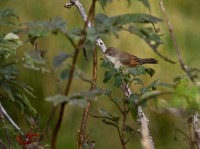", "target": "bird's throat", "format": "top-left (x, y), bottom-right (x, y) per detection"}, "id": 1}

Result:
top-left (105, 55), bottom-right (124, 68)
